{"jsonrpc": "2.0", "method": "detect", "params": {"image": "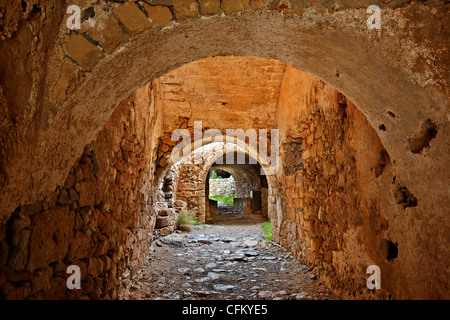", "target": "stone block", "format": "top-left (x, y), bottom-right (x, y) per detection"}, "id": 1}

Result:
top-left (68, 188), bottom-right (79, 202)
top-left (199, 0), bottom-right (221, 15)
top-left (163, 184), bottom-right (174, 192)
top-left (65, 34), bottom-right (104, 71)
top-left (57, 189), bottom-right (69, 205)
top-left (303, 149), bottom-right (311, 160)
top-left (174, 200), bottom-right (187, 208)
top-left (304, 219), bottom-right (315, 232)
top-left (67, 231), bottom-right (93, 261)
top-left (31, 266), bottom-right (53, 294)
top-left (157, 208), bottom-right (171, 216)
top-left (78, 180), bottom-right (106, 207)
top-left (53, 61), bottom-right (84, 103)
top-left (28, 206), bottom-right (74, 270)
top-left (79, 162), bottom-right (92, 180)
top-left (81, 13), bottom-right (129, 54)
top-left (159, 227), bottom-right (172, 236)
top-left (222, 0), bottom-right (251, 14)
top-left (4, 282), bottom-right (31, 300)
top-left (286, 208), bottom-right (295, 221)
top-left (144, 4), bottom-right (173, 27)
top-left (22, 203), bottom-right (43, 217)
top-left (284, 5), bottom-right (303, 16)
top-left (94, 234), bottom-right (109, 256)
top-left (45, 276), bottom-right (70, 299)
top-left (8, 242), bottom-right (28, 271)
top-left (310, 237), bottom-right (322, 252)
top-left (75, 167), bottom-right (84, 181)
top-left (172, 0), bottom-right (199, 20)
top-left (250, 0), bottom-right (268, 9)
top-left (114, 2), bottom-right (152, 36)
top-left (101, 255), bottom-right (113, 272)
top-left (156, 216), bottom-right (170, 228)
top-left (87, 257), bottom-right (104, 278)
top-left (306, 133), bottom-right (314, 146)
